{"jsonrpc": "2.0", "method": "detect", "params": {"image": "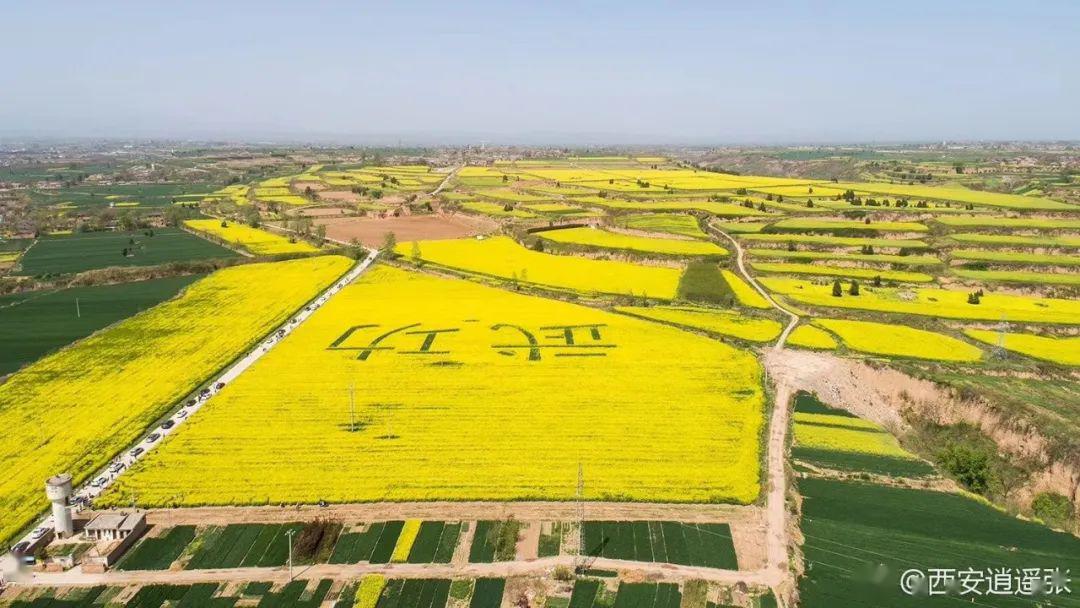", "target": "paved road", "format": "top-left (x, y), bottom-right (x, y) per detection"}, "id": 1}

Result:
top-left (7, 249), bottom-right (379, 553)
